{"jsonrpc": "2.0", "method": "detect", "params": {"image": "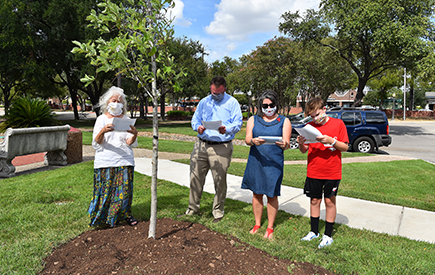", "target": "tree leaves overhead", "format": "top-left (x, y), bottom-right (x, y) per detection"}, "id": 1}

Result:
top-left (72, 0), bottom-right (182, 95)
top-left (279, 0), bottom-right (435, 106)
top-left (228, 37), bottom-right (353, 112)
